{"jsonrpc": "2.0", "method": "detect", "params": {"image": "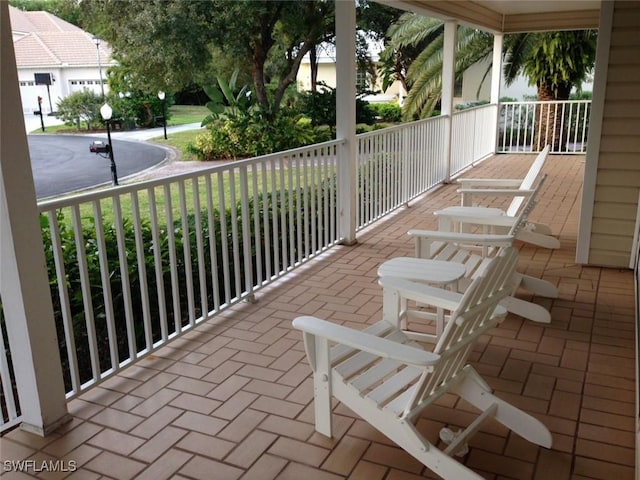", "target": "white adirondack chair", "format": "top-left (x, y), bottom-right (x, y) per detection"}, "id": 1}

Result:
top-left (405, 175), bottom-right (558, 325)
top-left (293, 247), bottom-right (552, 480)
top-left (435, 145), bottom-right (560, 249)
